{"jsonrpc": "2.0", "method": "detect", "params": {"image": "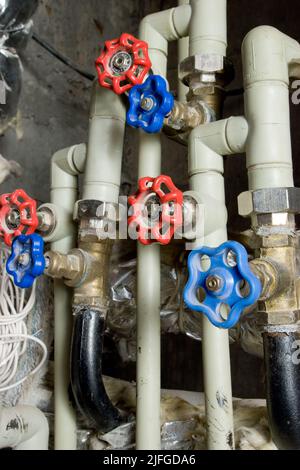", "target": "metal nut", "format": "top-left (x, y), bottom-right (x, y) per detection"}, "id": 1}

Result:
top-left (74, 200), bottom-right (119, 222)
top-left (238, 188), bottom-right (300, 217)
top-left (179, 54), bottom-right (233, 87)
